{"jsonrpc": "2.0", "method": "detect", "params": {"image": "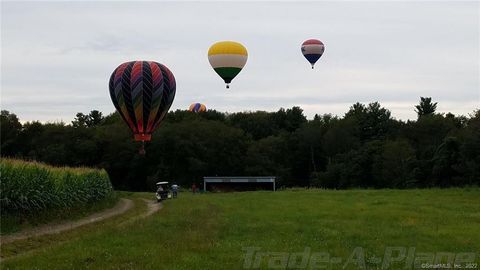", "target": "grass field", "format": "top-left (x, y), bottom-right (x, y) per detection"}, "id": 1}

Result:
top-left (1, 189), bottom-right (479, 269)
